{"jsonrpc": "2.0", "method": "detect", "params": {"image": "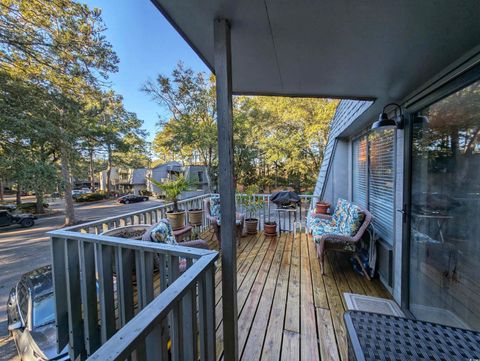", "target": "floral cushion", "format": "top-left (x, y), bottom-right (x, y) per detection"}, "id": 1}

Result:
top-left (150, 219), bottom-right (177, 245)
top-left (311, 198), bottom-right (365, 240)
top-left (311, 219), bottom-right (338, 237)
top-left (210, 195), bottom-right (221, 218)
